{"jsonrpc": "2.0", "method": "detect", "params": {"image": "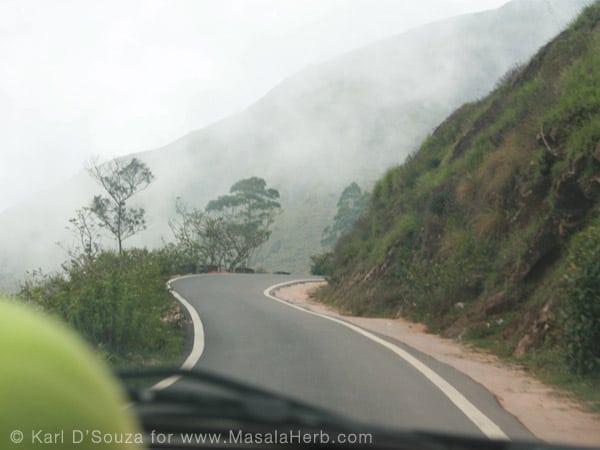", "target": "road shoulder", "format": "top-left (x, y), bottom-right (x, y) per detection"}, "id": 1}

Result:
top-left (273, 281), bottom-right (600, 447)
